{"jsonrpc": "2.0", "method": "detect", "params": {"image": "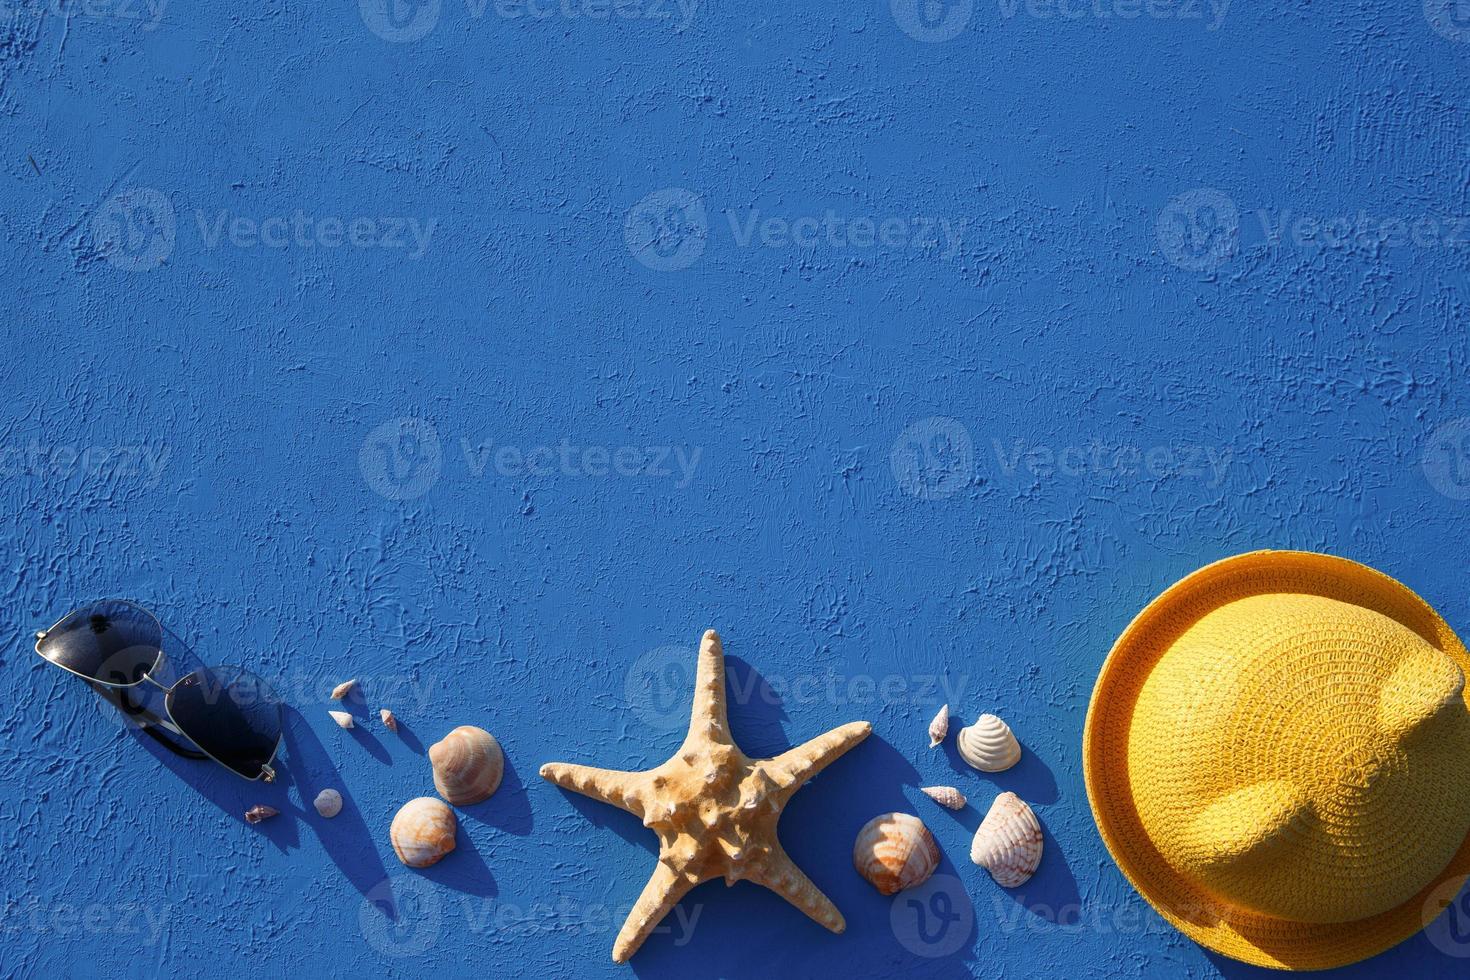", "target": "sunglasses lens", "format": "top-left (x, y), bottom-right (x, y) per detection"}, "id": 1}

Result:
top-left (36, 600), bottom-right (162, 686)
top-left (166, 667), bottom-right (282, 779)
